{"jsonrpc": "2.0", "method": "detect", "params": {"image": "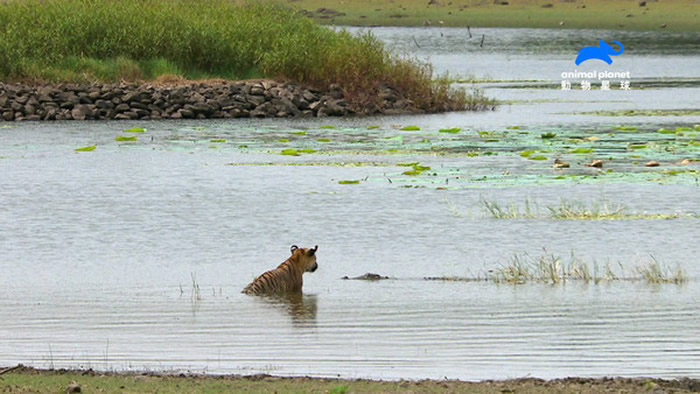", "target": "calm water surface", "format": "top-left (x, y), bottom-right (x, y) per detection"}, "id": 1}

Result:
top-left (1, 28), bottom-right (699, 380)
